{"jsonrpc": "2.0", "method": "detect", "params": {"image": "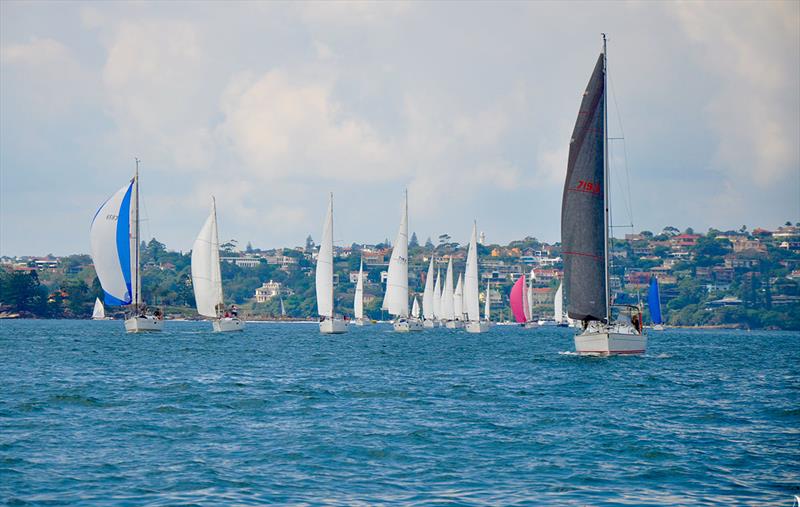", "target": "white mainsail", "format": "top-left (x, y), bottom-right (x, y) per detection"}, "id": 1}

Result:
top-left (441, 258), bottom-right (455, 320)
top-left (484, 281), bottom-right (491, 321)
top-left (382, 192), bottom-right (409, 318)
top-left (316, 194), bottom-right (335, 318)
top-left (191, 198), bottom-right (224, 318)
top-left (90, 179), bottom-right (135, 306)
top-left (526, 280), bottom-right (533, 322)
top-left (92, 298), bottom-right (105, 320)
top-left (454, 273), bottom-right (464, 320)
top-left (354, 259), bottom-right (364, 320)
top-left (554, 281), bottom-right (563, 323)
top-left (433, 269), bottom-right (442, 319)
top-left (422, 258), bottom-right (435, 320)
top-left (411, 297), bottom-right (421, 319)
top-left (464, 222), bottom-right (481, 322)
